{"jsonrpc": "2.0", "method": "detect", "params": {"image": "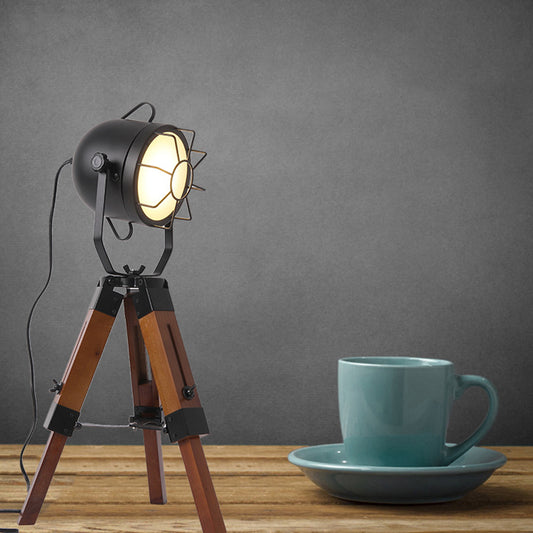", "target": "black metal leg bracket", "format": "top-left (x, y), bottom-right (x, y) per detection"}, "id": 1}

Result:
top-left (165, 407), bottom-right (209, 443)
top-left (44, 402), bottom-right (80, 437)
